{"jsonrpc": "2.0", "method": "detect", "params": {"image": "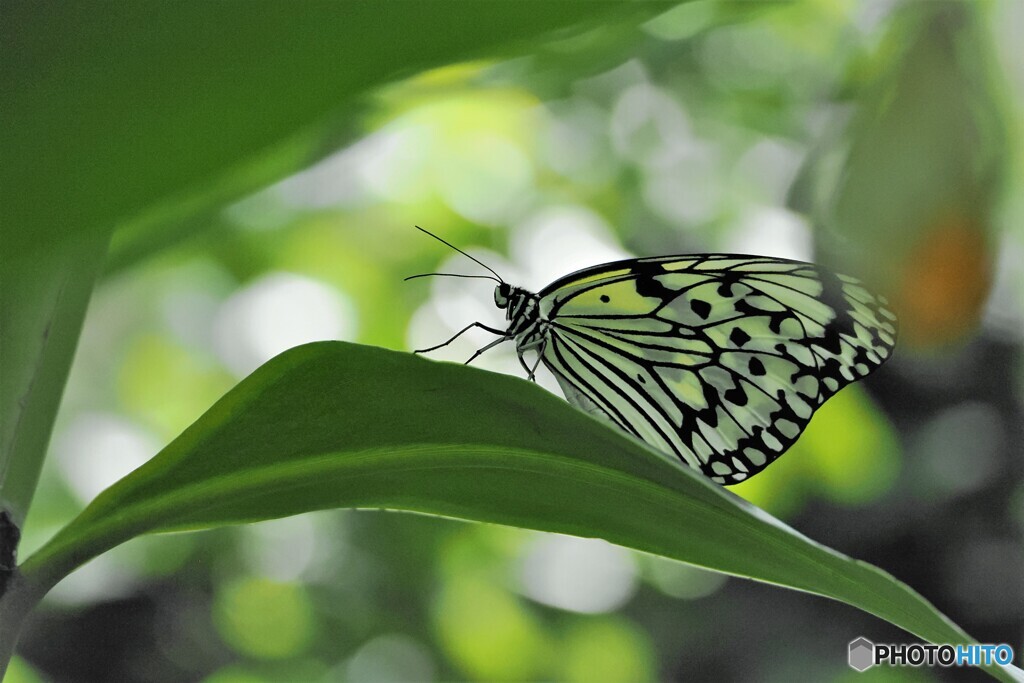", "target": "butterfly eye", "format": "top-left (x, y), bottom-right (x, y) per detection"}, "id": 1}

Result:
top-left (494, 284), bottom-right (511, 308)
